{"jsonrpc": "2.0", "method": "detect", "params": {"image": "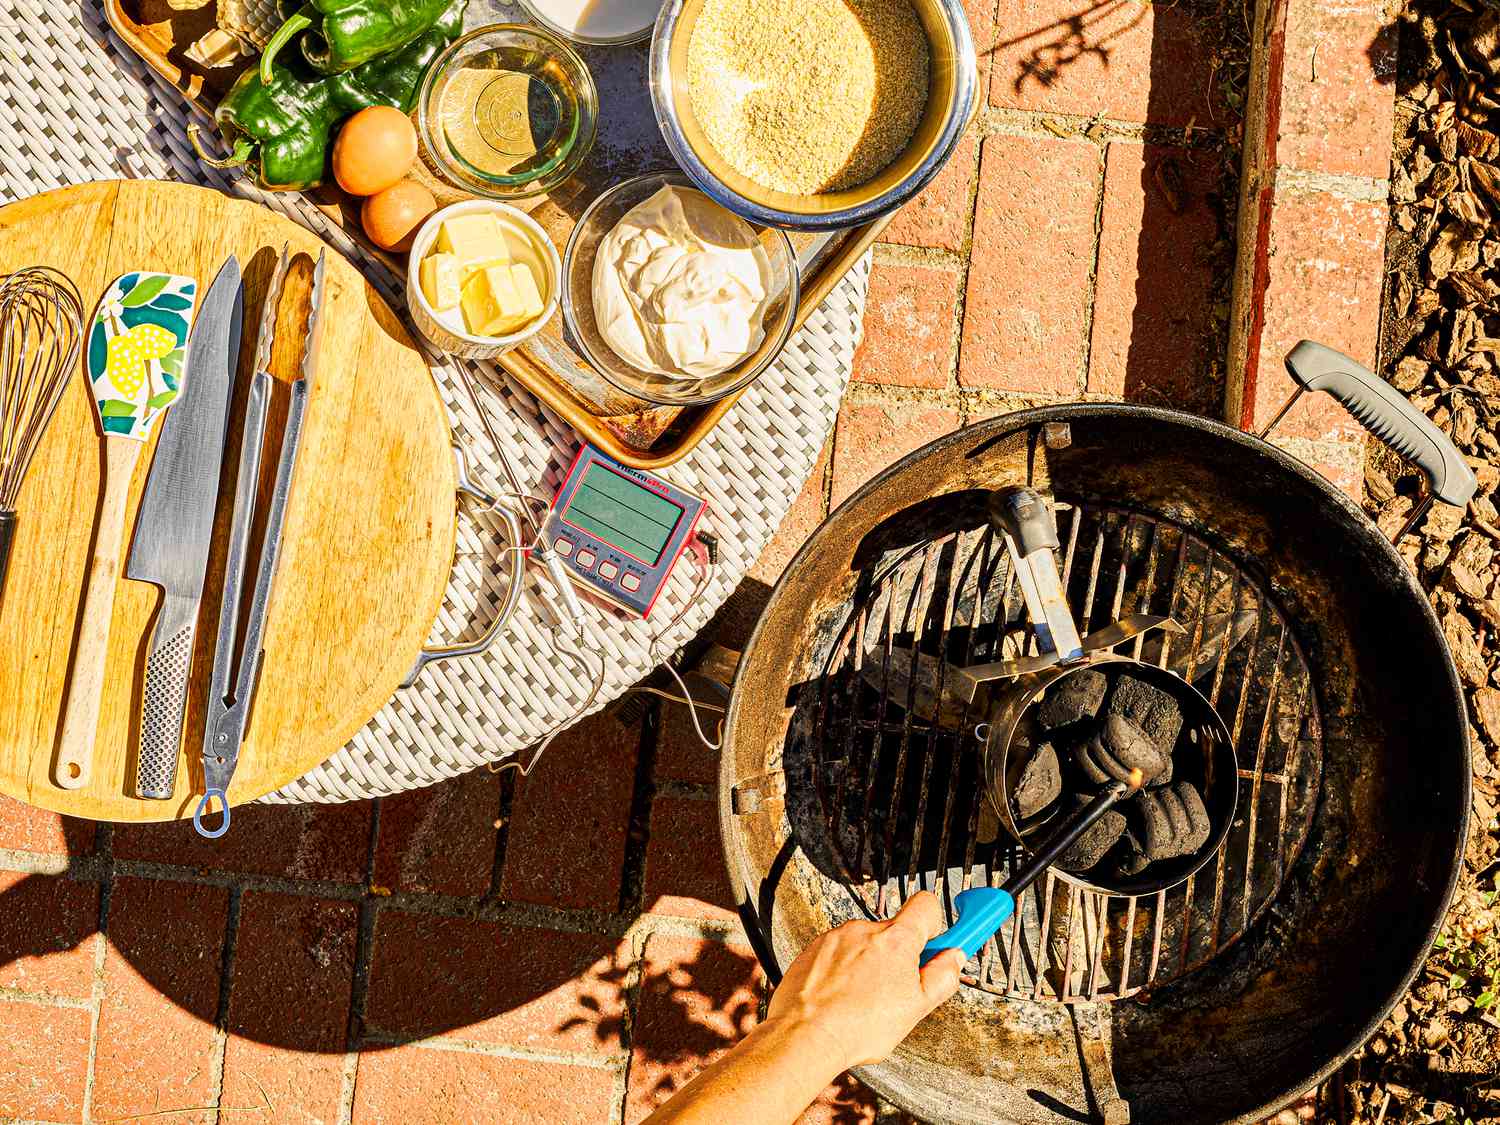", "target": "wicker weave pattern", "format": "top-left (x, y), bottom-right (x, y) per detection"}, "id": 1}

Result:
top-left (2, 0), bottom-right (867, 804)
